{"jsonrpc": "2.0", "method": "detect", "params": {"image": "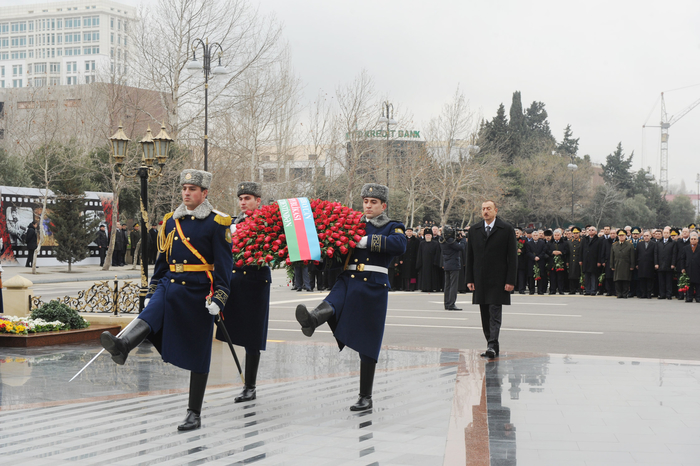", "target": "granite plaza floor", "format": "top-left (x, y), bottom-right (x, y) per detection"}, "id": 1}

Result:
top-left (1, 338), bottom-right (699, 465)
